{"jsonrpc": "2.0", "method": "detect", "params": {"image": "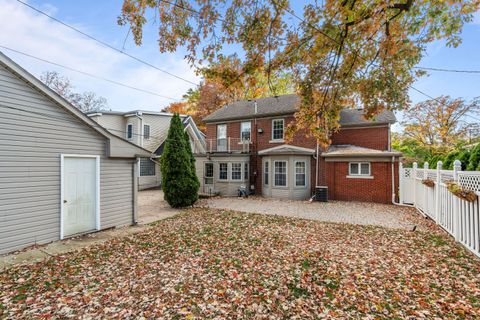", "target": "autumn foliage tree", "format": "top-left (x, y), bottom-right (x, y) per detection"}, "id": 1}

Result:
top-left (402, 96), bottom-right (480, 151)
top-left (119, 0), bottom-right (479, 146)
